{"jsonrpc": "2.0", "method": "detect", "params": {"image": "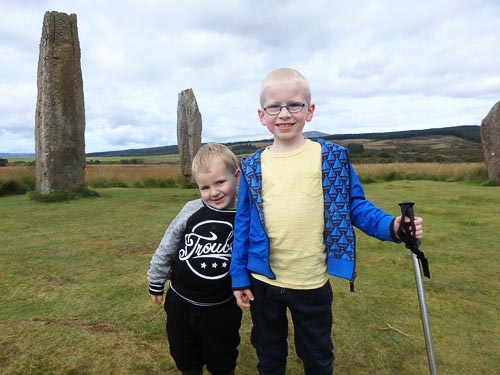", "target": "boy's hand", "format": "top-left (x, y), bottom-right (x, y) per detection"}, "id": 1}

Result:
top-left (233, 289), bottom-right (254, 308)
top-left (394, 215), bottom-right (423, 240)
top-left (150, 294), bottom-right (164, 305)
